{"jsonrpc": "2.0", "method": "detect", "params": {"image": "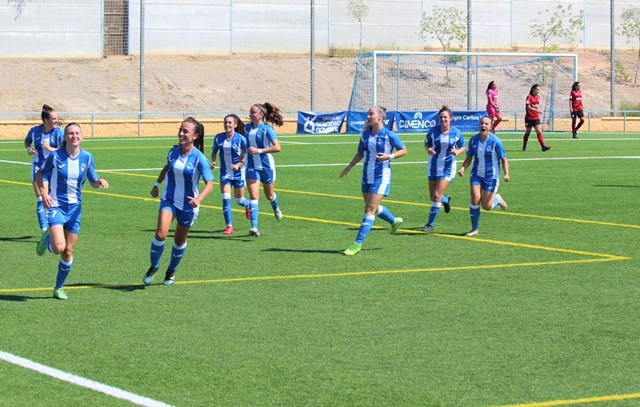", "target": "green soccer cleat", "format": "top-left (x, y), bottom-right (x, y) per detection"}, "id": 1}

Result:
top-left (36, 230), bottom-right (49, 257)
top-left (343, 242), bottom-right (362, 256)
top-left (390, 217), bottom-right (403, 235)
top-left (53, 288), bottom-right (68, 300)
